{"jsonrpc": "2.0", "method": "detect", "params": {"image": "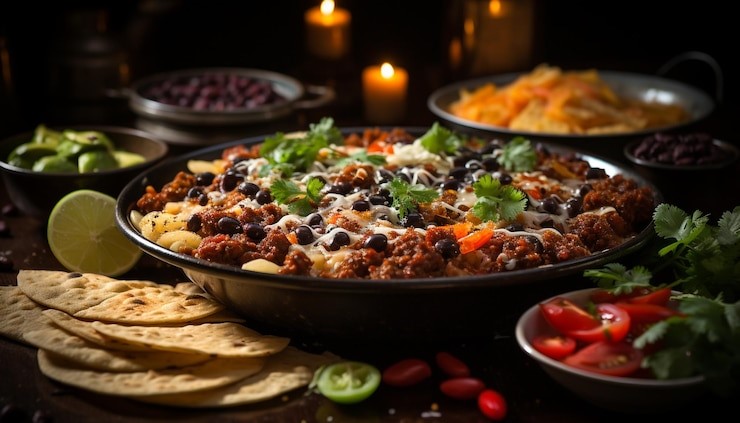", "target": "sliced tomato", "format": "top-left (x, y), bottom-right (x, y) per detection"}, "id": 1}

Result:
top-left (614, 302), bottom-right (682, 324)
top-left (539, 297), bottom-right (600, 333)
top-left (565, 303), bottom-right (631, 343)
top-left (459, 227), bottom-right (494, 254)
top-left (531, 334), bottom-right (577, 360)
top-left (589, 287), bottom-right (671, 306)
top-left (627, 287), bottom-right (672, 306)
top-left (563, 341), bottom-right (644, 377)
